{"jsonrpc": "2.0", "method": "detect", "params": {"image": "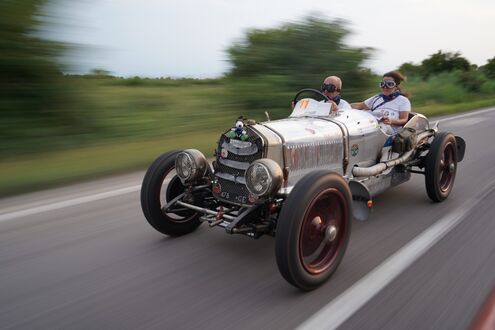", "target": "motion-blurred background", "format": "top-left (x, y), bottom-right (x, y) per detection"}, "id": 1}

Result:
top-left (2, 0), bottom-right (495, 196)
